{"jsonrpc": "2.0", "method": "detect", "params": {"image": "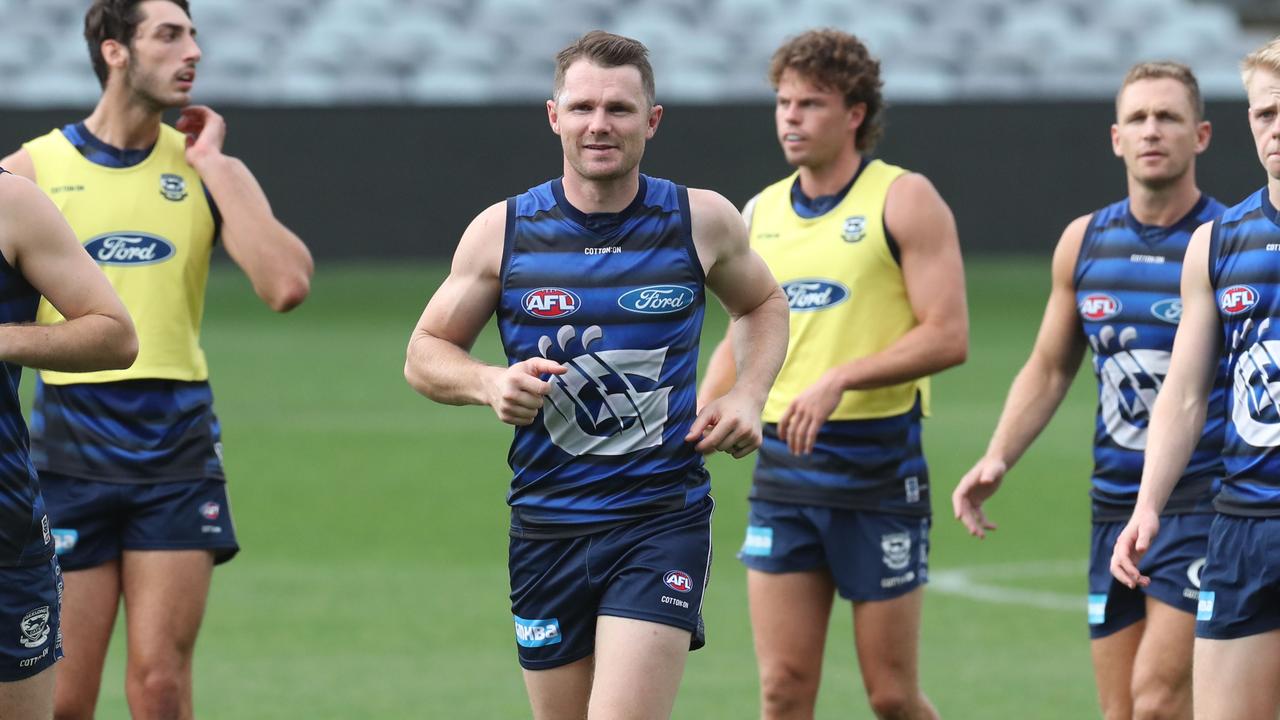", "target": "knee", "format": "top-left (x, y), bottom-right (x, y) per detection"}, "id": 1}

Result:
top-left (126, 664), bottom-right (186, 719)
top-left (1131, 685), bottom-right (1187, 720)
top-left (867, 687), bottom-right (917, 720)
top-left (759, 663), bottom-right (820, 715)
